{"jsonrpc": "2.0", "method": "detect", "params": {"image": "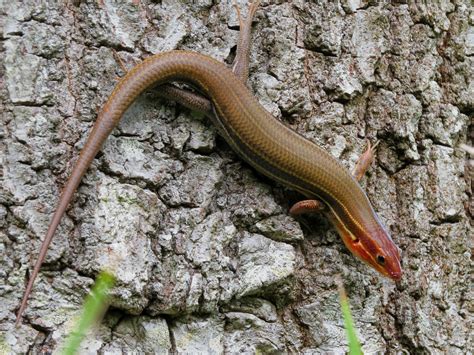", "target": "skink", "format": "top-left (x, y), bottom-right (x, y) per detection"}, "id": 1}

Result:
top-left (16, 50), bottom-right (402, 324)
